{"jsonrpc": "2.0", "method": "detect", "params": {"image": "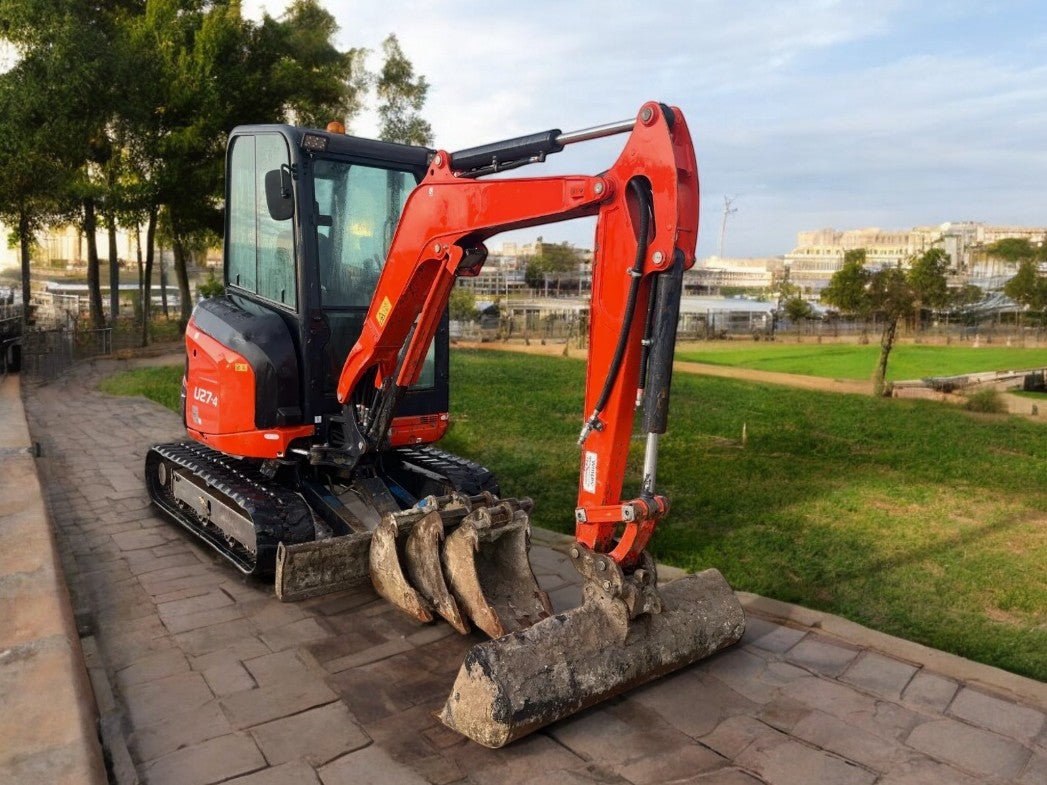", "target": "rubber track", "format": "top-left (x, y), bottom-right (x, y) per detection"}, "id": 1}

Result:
top-left (146, 442), bottom-right (314, 575)
top-left (393, 445), bottom-right (501, 497)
